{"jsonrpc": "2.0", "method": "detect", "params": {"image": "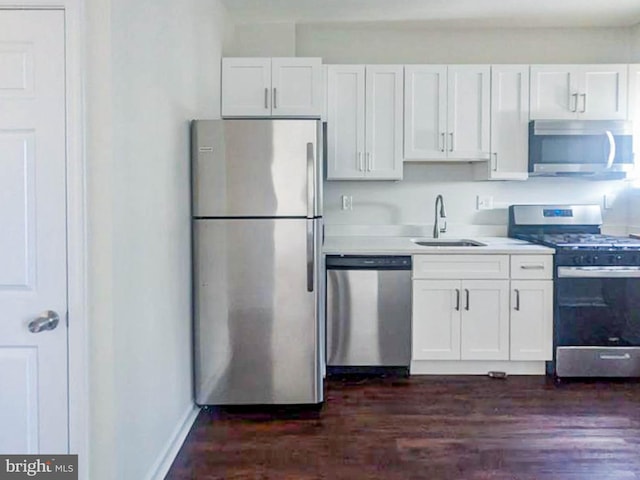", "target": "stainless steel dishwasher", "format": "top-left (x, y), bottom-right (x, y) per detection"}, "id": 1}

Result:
top-left (326, 255), bottom-right (412, 372)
